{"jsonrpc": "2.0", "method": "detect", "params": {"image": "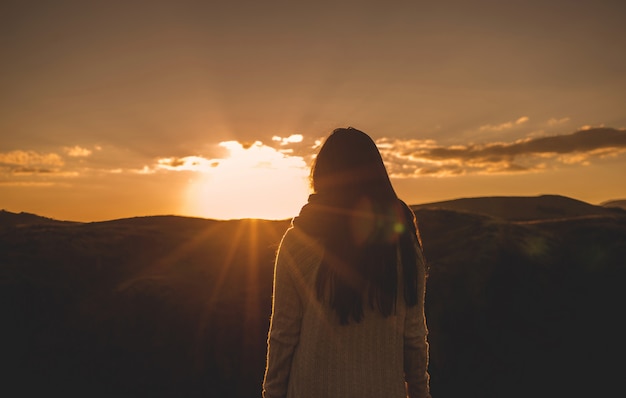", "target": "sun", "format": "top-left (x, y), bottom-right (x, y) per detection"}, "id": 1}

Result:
top-left (183, 140), bottom-right (311, 220)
